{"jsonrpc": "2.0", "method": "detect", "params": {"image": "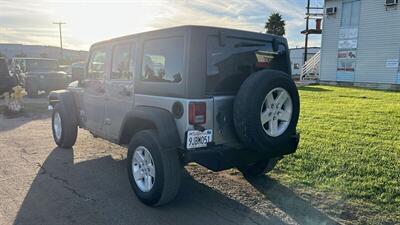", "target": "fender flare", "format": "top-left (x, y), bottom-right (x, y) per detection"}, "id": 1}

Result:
top-left (48, 90), bottom-right (78, 125)
top-left (118, 106), bottom-right (181, 149)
